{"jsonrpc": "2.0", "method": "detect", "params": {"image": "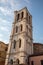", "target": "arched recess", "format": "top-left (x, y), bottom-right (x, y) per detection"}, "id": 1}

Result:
top-left (21, 12), bottom-right (24, 19)
top-left (29, 16), bottom-right (30, 24)
top-left (16, 26), bottom-right (18, 33)
top-left (13, 40), bottom-right (16, 49)
top-left (17, 14), bottom-right (20, 20)
top-left (19, 39), bottom-right (21, 48)
top-left (20, 24), bottom-right (23, 31)
top-left (16, 59), bottom-right (20, 64)
top-left (10, 59), bottom-right (13, 64)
